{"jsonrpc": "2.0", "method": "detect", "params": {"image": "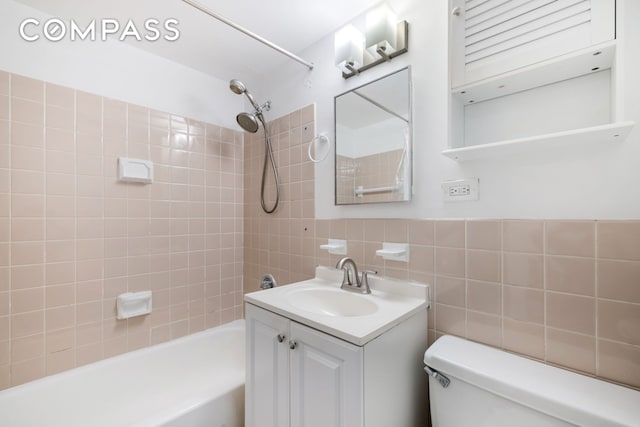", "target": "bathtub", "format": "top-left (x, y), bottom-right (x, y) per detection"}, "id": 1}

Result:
top-left (0, 320), bottom-right (245, 427)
